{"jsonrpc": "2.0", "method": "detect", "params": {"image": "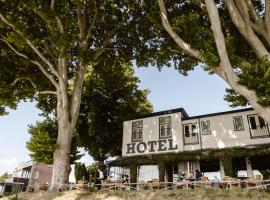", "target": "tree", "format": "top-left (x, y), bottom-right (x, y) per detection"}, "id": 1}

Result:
top-left (0, 172), bottom-right (8, 181)
top-left (88, 163), bottom-right (99, 184)
top-left (74, 163), bottom-right (89, 183)
top-left (26, 61), bottom-right (152, 170)
top-left (27, 118), bottom-right (82, 164)
top-left (146, 0), bottom-right (270, 123)
top-left (77, 61), bottom-right (153, 164)
top-left (0, 0), bottom-right (150, 191)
